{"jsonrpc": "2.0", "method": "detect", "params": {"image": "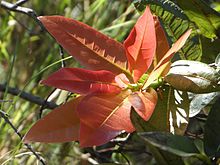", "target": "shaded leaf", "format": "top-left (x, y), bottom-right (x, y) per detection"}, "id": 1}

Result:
top-left (128, 88), bottom-right (158, 121)
top-left (24, 97), bottom-right (82, 143)
top-left (38, 16), bottom-right (132, 79)
top-left (143, 29), bottom-right (191, 89)
top-left (77, 90), bottom-right (135, 147)
top-left (124, 6), bottom-right (156, 82)
top-left (204, 97), bottom-right (220, 157)
top-left (175, 0), bottom-right (220, 39)
top-left (139, 132), bottom-right (200, 157)
top-left (201, 37), bottom-right (220, 64)
top-left (41, 68), bottom-right (121, 94)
